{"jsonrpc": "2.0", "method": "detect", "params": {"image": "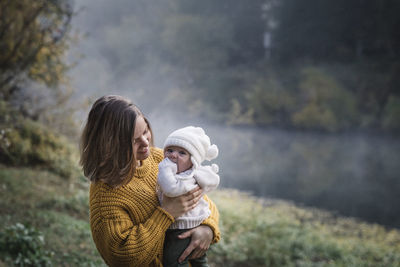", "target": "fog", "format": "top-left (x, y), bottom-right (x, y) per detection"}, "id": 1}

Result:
top-left (68, 1), bottom-right (400, 228)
